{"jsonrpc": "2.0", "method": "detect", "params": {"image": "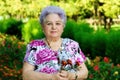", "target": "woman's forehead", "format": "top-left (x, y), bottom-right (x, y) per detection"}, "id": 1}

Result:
top-left (44, 13), bottom-right (63, 22)
top-left (45, 13), bottom-right (61, 18)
